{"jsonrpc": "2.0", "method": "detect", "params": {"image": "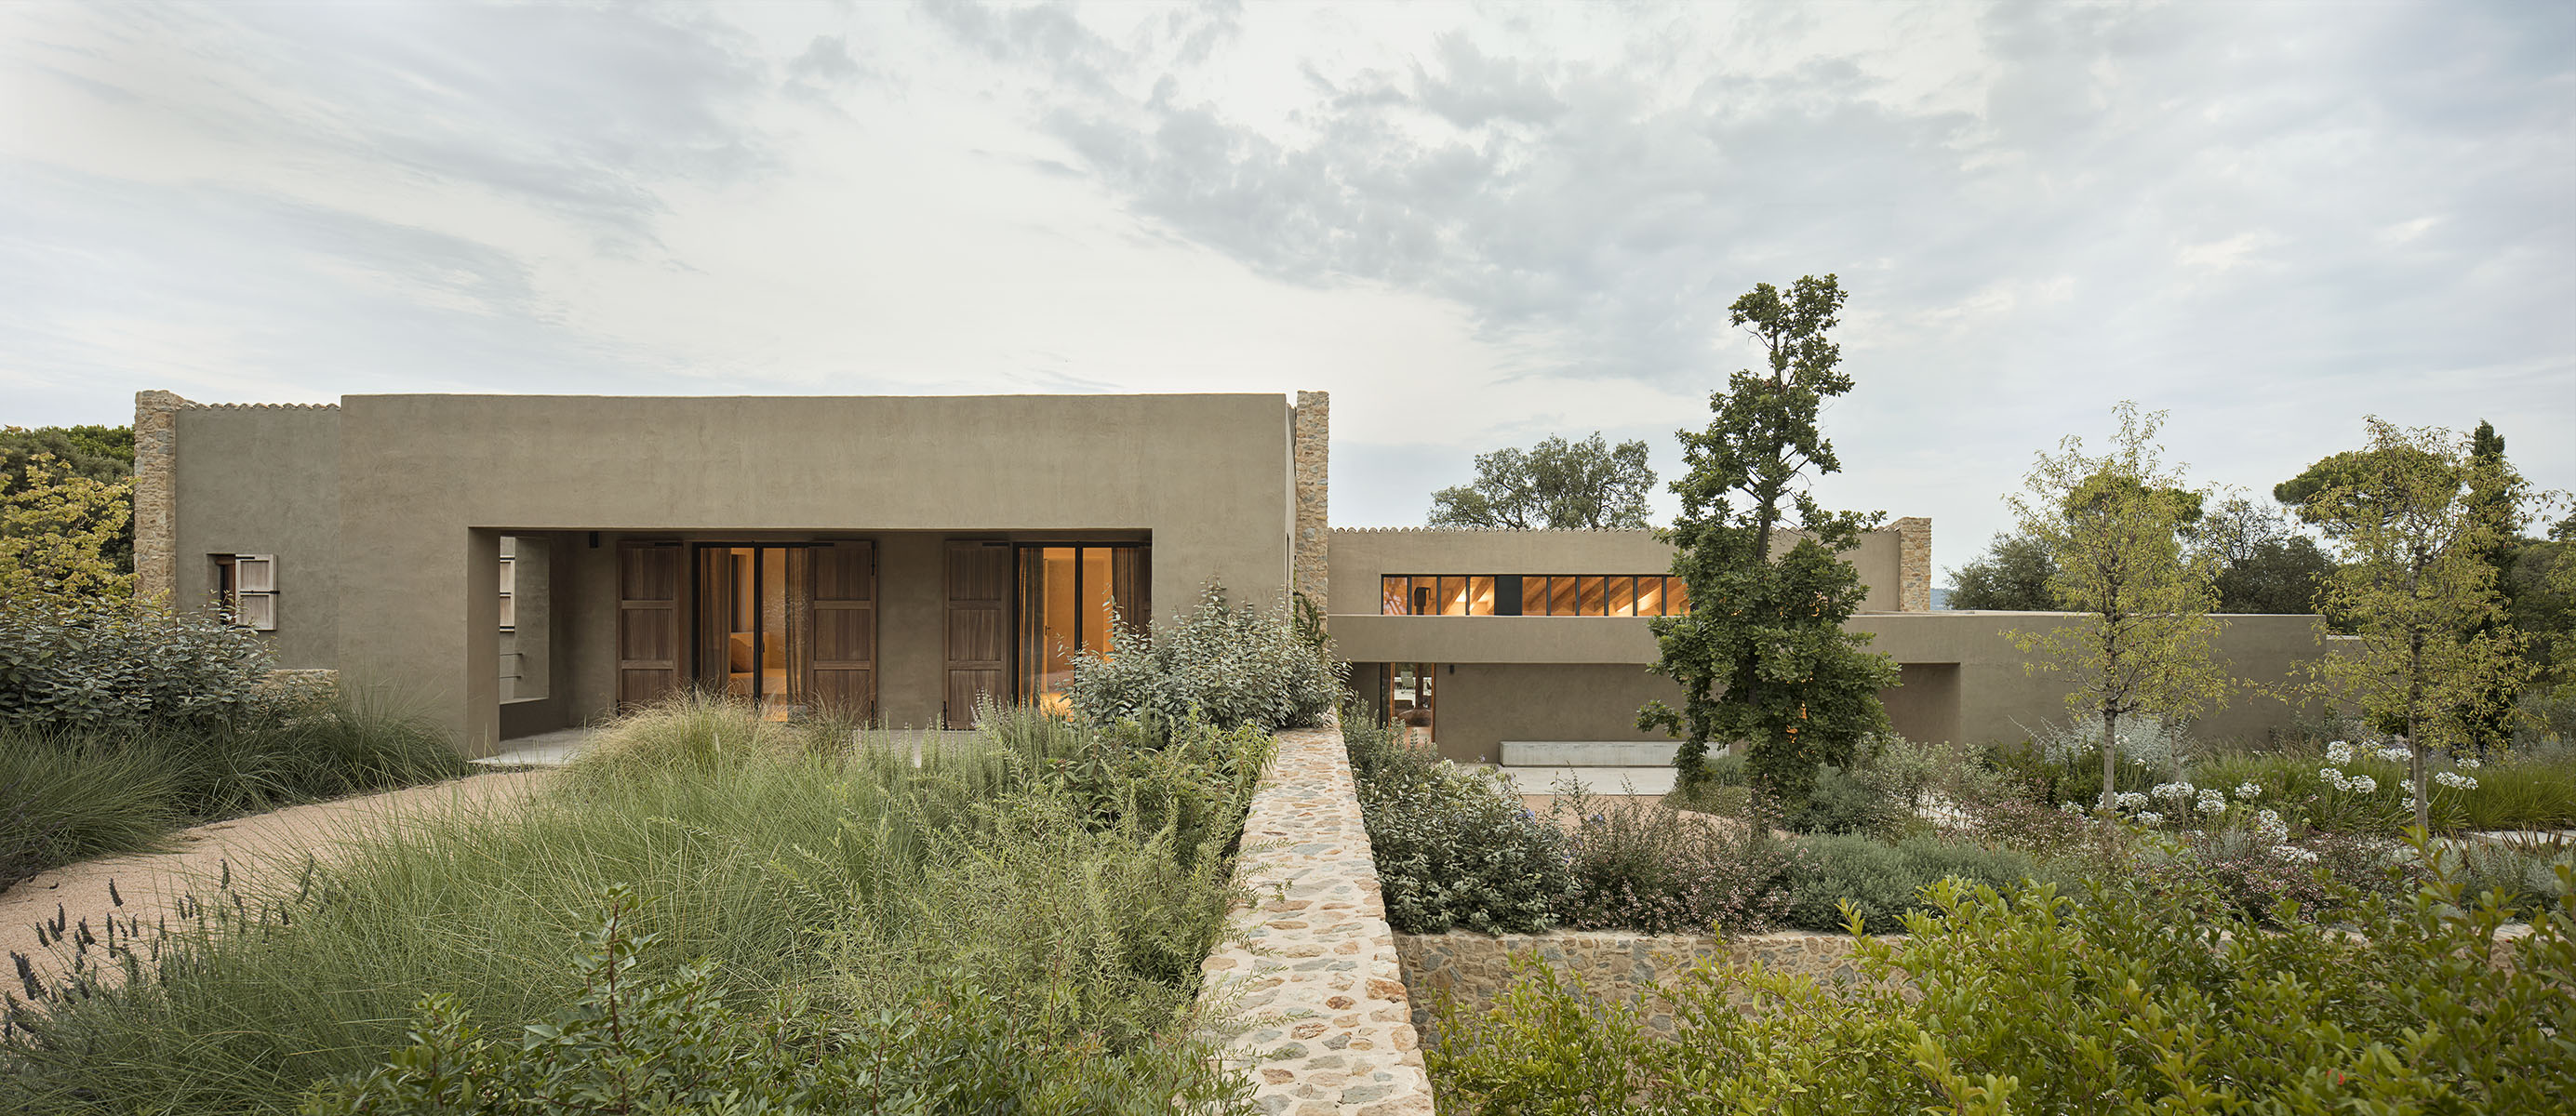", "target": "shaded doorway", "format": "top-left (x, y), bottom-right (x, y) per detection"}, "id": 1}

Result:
top-left (1387, 662), bottom-right (1435, 747)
